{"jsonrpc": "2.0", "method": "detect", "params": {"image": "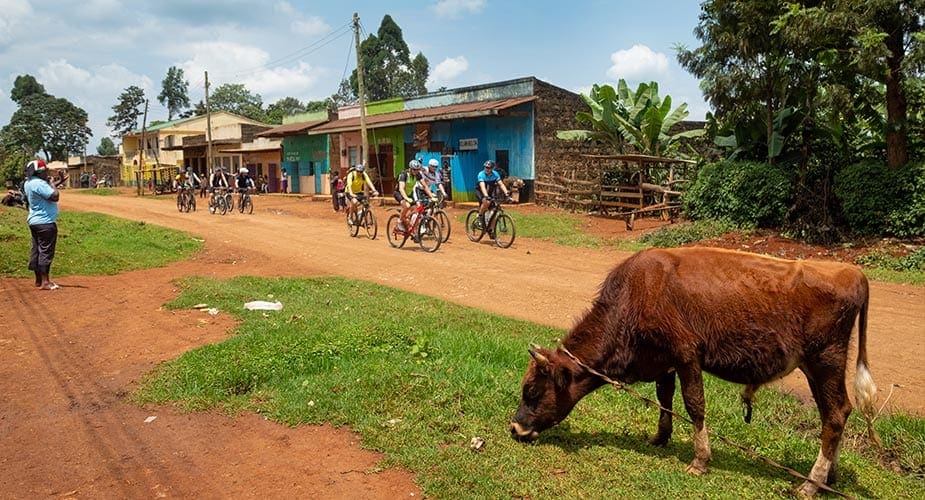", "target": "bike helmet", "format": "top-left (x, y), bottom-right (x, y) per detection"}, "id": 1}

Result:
top-left (483, 160), bottom-right (496, 169)
top-left (239, 167), bottom-right (249, 174)
top-left (355, 164), bottom-right (365, 172)
top-left (408, 160), bottom-right (422, 170)
top-left (428, 158), bottom-right (439, 168)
